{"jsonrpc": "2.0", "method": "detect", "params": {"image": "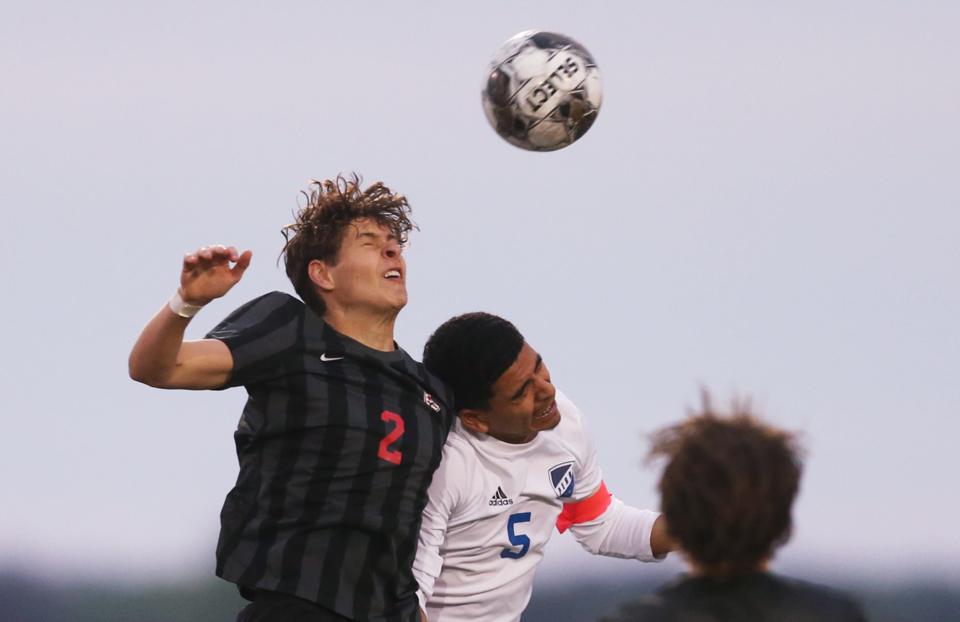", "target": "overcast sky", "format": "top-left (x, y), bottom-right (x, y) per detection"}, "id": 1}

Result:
top-left (2, 1), bottom-right (958, 587)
